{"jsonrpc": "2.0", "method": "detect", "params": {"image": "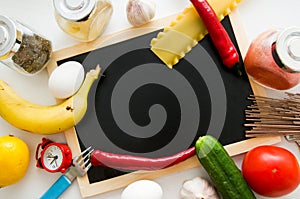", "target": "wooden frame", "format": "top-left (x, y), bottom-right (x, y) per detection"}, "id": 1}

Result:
top-left (47, 9), bottom-right (281, 198)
